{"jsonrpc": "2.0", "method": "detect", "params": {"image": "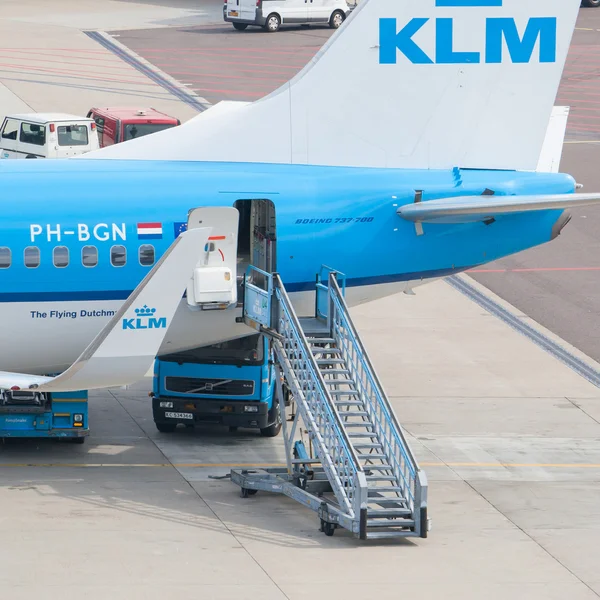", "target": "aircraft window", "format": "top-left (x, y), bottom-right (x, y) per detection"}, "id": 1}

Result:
top-left (24, 246), bottom-right (40, 268)
top-left (0, 247), bottom-right (10, 268)
top-left (20, 122), bottom-right (46, 147)
top-left (57, 125), bottom-right (89, 147)
top-left (82, 245), bottom-right (98, 267)
top-left (1, 119), bottom-right (18, 140)
top-left (111, 245), bottom-right (126, 267)
top-left (53, 246), bottom-right (69, 268)
top-left (139, 244), bottom-right (155, 267)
